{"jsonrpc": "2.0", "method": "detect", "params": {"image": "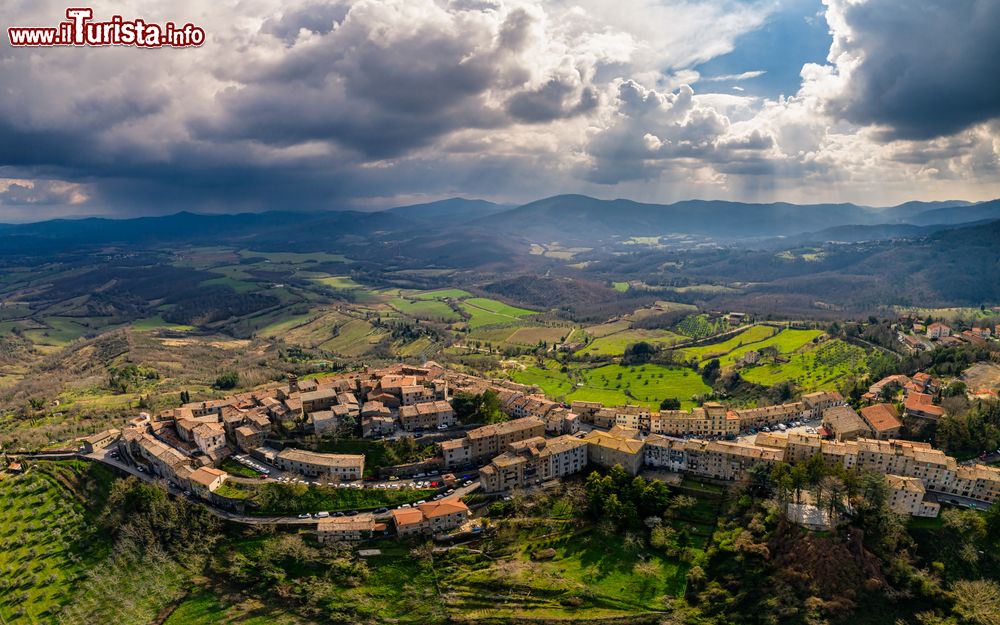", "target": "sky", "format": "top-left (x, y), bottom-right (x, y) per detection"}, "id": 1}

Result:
top-left (1, 0), bottom-right (999, 221)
